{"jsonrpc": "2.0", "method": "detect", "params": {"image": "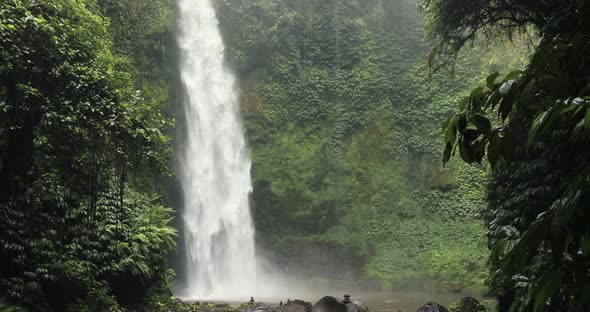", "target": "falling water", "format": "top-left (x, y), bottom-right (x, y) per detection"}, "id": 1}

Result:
top-left (176, 0), bottom-right (257, 300)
